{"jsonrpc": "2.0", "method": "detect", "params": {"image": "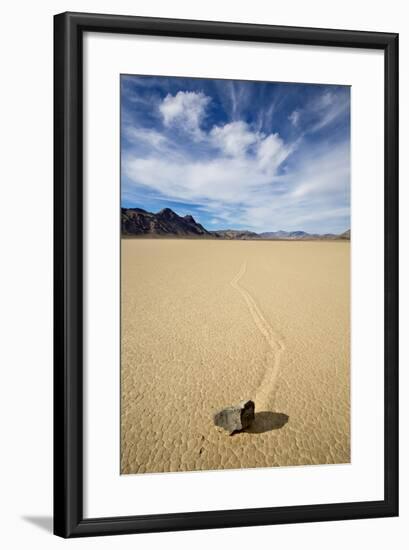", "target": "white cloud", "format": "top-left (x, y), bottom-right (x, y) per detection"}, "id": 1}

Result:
top-left (210, 121), bottom-right (291, 175)
top-left (291, 145), bottom-right (350, 199)
top-left (159, 91), bottom-right (210, 139)
top-left (124, 114), bottom-right (293, 208)
top-left (289, 110), bottom-right (300, 126)
top-left (228, 82), bottom-right (238, 119)
top-left (210, 121), bottom-right (258, 156)
top-left (125, 127), bottom-right (167, 148)
top-left (256, 133), bottom-right (291, 171)
top-left (125, 156), bottom-right (275, 204)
